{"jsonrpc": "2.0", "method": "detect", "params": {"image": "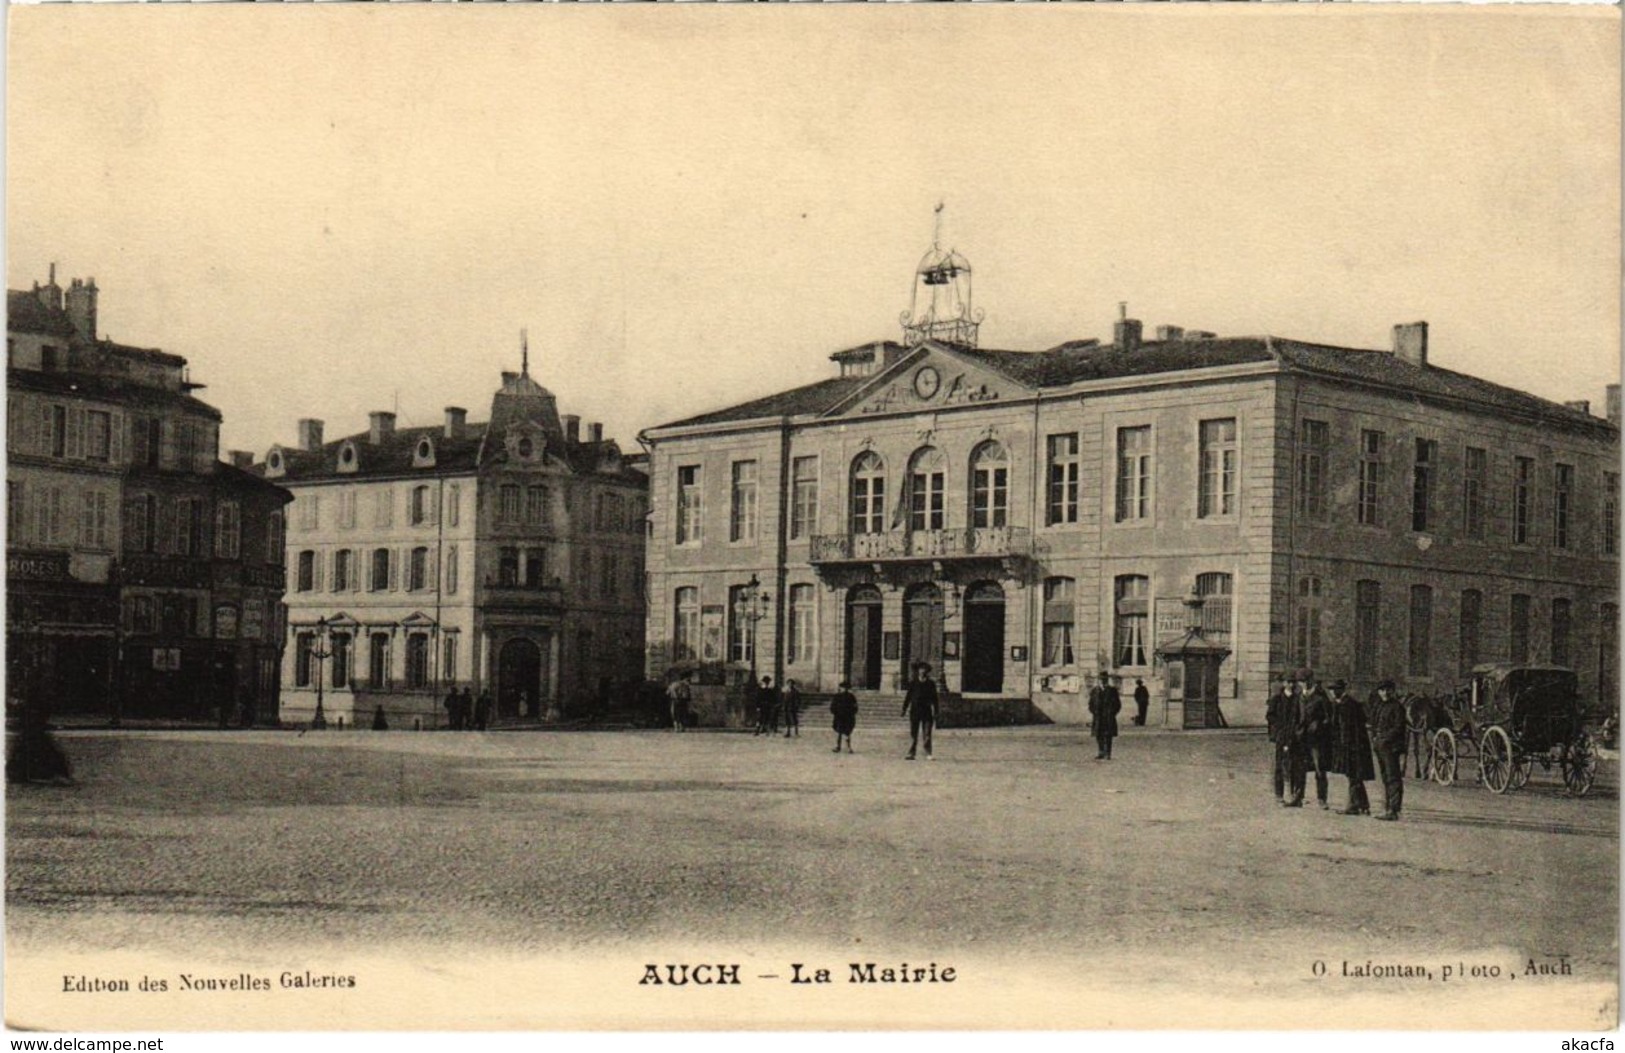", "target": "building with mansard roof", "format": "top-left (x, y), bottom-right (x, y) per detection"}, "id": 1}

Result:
top-left (640, 238), bottom-right (1620, 728)
top-left (257, 345), bottom-right (647, 728)
top-left (7, 267), bottom-right (292, 724)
